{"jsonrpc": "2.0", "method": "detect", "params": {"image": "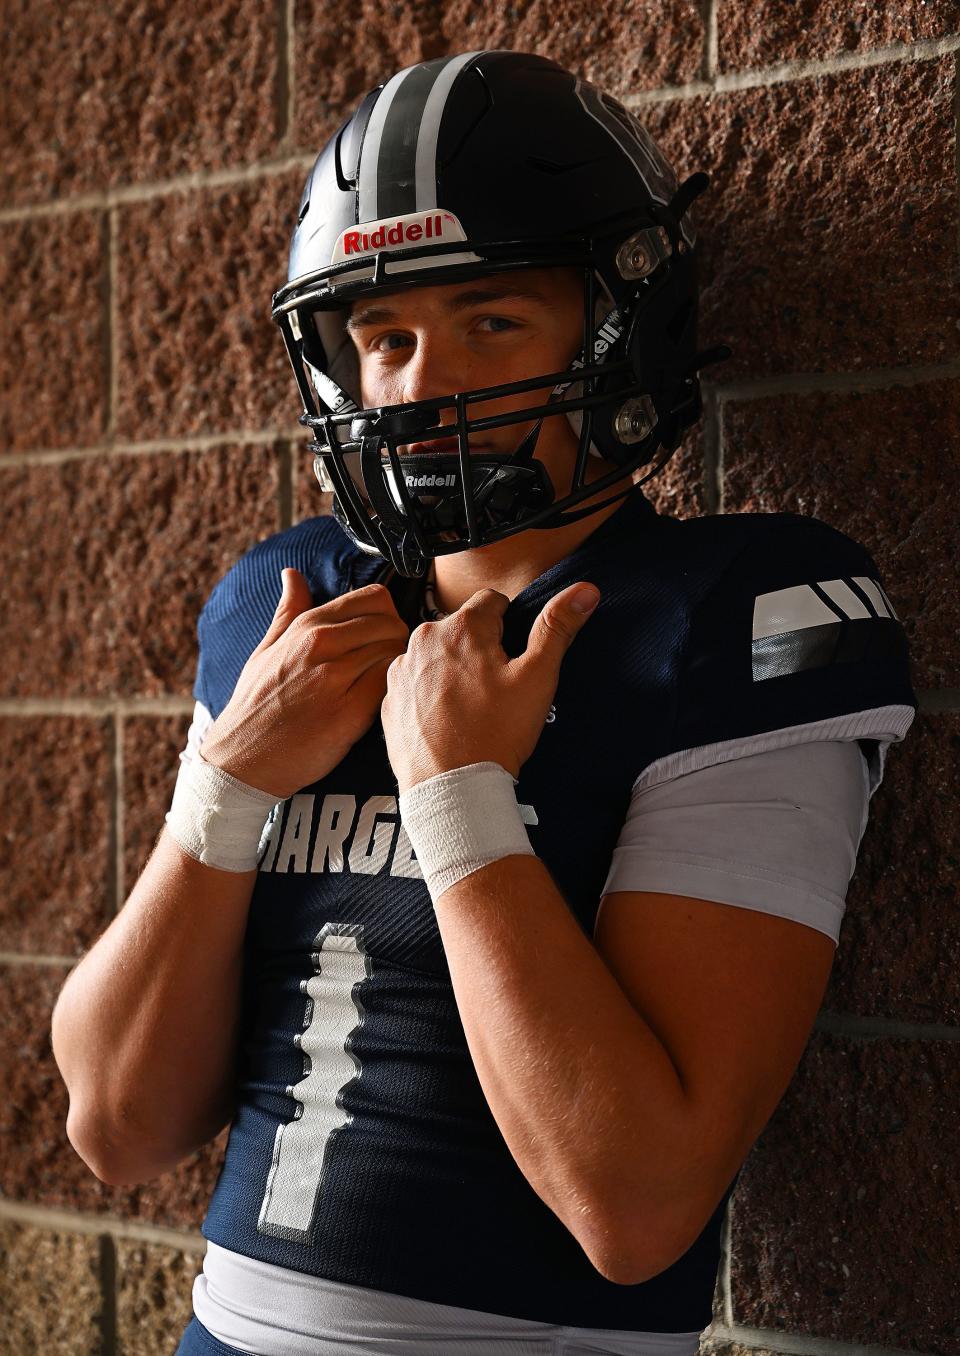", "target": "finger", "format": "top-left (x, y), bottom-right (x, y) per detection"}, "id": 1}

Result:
top-left (346, 640), bottom-right (406, 690)
top-left (455, 587), bottom-right (510, 639)
top-left (305, 612), bottom-right (409, 656)
top-left (310, 582), bottom-right (404, 625)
